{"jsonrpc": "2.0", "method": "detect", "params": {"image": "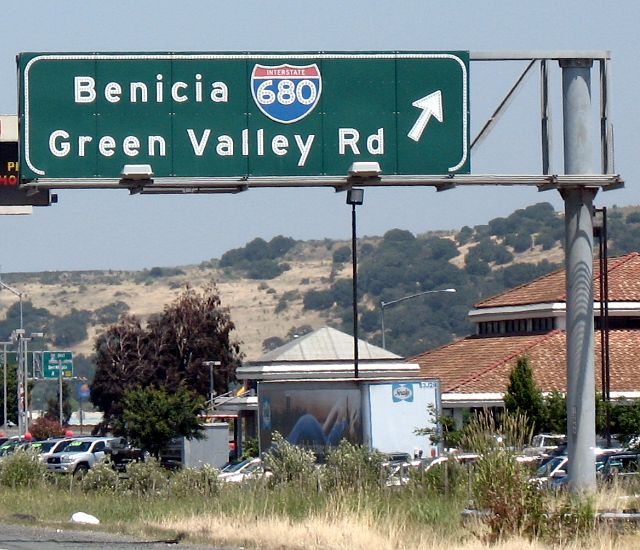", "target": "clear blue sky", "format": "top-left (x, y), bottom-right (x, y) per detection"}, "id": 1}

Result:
top-left (0, 1), bottom-right (637, 272)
